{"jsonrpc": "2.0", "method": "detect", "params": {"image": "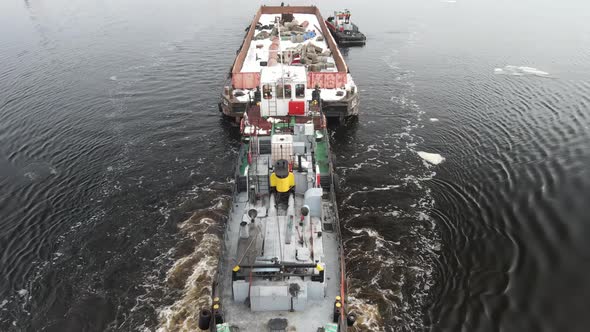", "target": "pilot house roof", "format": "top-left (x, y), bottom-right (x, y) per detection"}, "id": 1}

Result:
top-left (260, 65), bottom-right (307, 84)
